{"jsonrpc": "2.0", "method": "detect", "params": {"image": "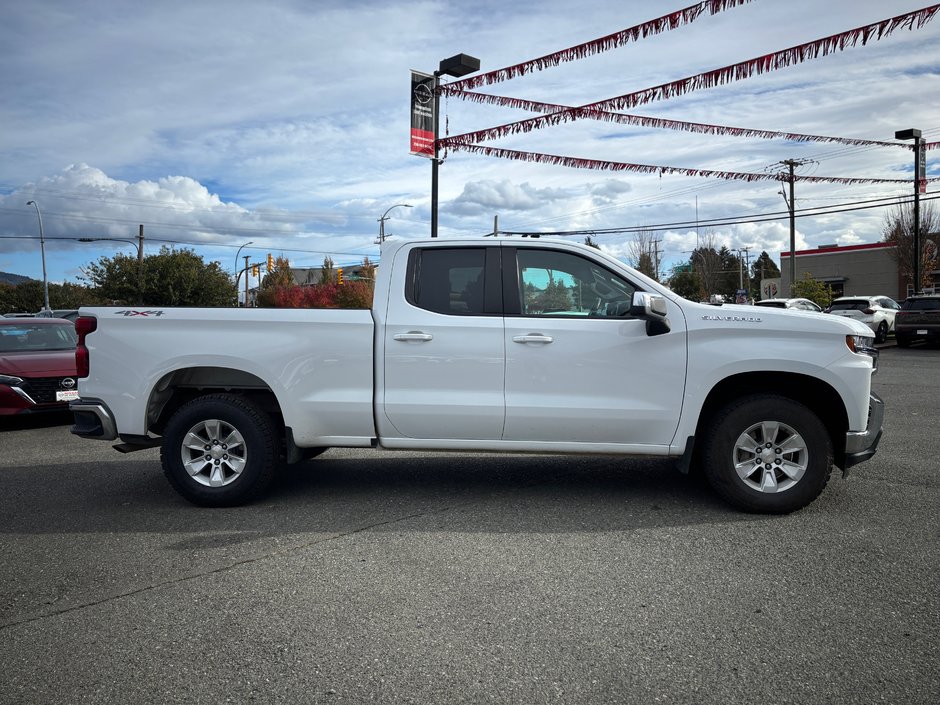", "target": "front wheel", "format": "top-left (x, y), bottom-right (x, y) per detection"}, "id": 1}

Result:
top-left (700, 395), bottom-right (833, 514)
top-left (161, 394), bottom-right (278, 507)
